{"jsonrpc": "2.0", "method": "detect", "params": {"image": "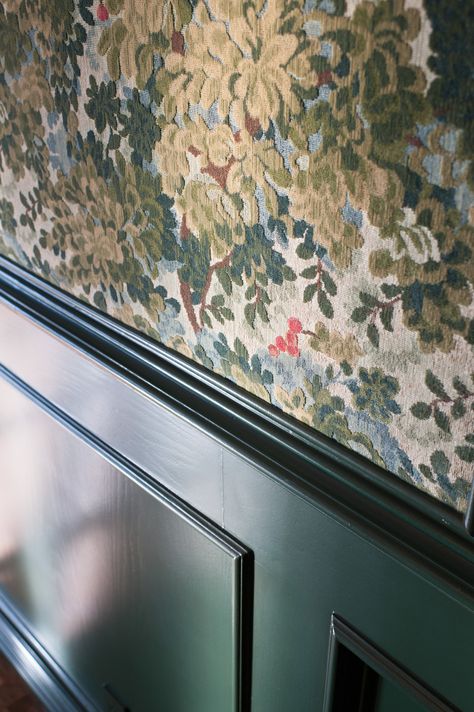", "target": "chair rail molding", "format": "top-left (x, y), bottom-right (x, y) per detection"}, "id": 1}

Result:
top-left (0, 257), bottom-right (473, 601)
